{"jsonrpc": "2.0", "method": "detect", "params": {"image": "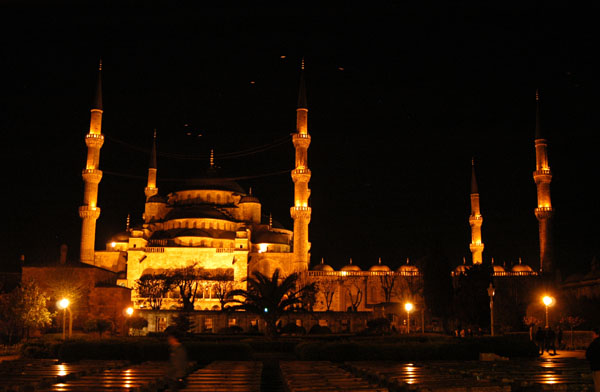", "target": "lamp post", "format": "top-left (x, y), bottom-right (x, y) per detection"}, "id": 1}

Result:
top-left (542, 296), bottom-right (554, 328)
top-left (58, 298), bottom-right (72, 339)
top-left (405, 302), bottom-right (413, 334)
top-left (487, 283), bottom-right (495, 336)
